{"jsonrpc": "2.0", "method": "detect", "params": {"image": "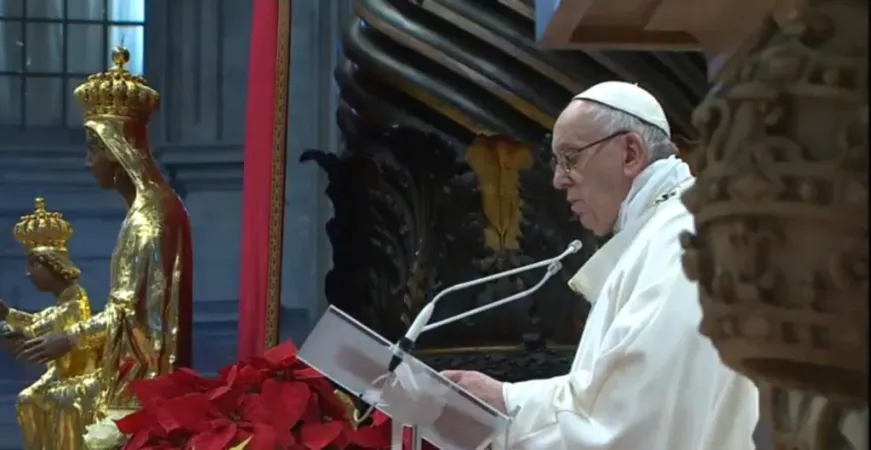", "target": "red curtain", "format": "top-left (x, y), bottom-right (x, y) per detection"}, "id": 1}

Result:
top-left (238, 0), bottom-right (291, 359)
